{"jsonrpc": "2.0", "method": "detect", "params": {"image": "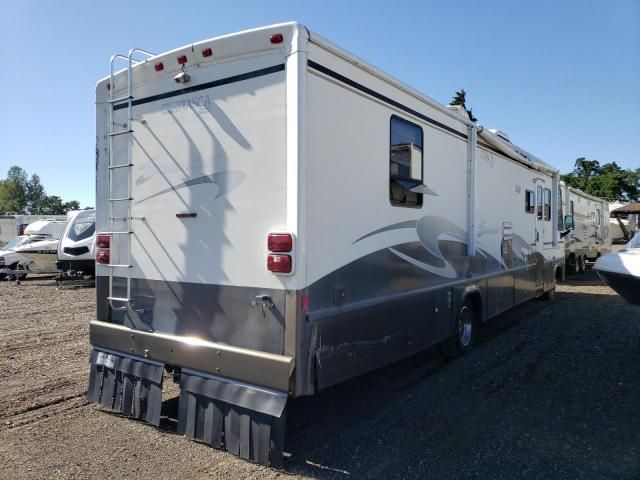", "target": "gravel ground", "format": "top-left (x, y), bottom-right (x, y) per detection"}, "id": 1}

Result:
top-left (0, 268), bottom-right (638, 479)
